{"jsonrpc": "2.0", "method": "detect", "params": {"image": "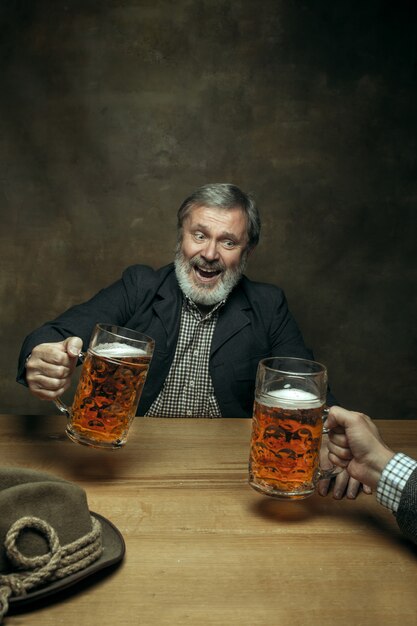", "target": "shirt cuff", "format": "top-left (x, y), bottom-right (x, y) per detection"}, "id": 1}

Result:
top-left (376, 452), bottom-right (417, 513)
